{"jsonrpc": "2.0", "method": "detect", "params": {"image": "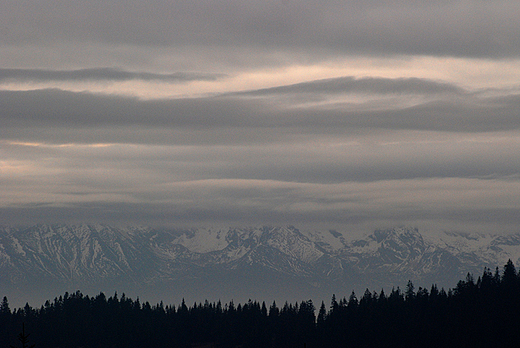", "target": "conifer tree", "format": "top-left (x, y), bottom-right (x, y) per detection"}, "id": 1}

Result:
top-left (330, 294), bottom-right (338, 312)
top-left (502, 259), bottom-right (517, 286)
top-left (1, 296), bottom-right (10, 314)
top-left (348, 291), bottom-right (358, 307)
top-left (317, 301), bottom-right (327, 327)
top-left (10, 323), bottom-right (35, 348)
top-left (405, 280), bottom-right (415, 301)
